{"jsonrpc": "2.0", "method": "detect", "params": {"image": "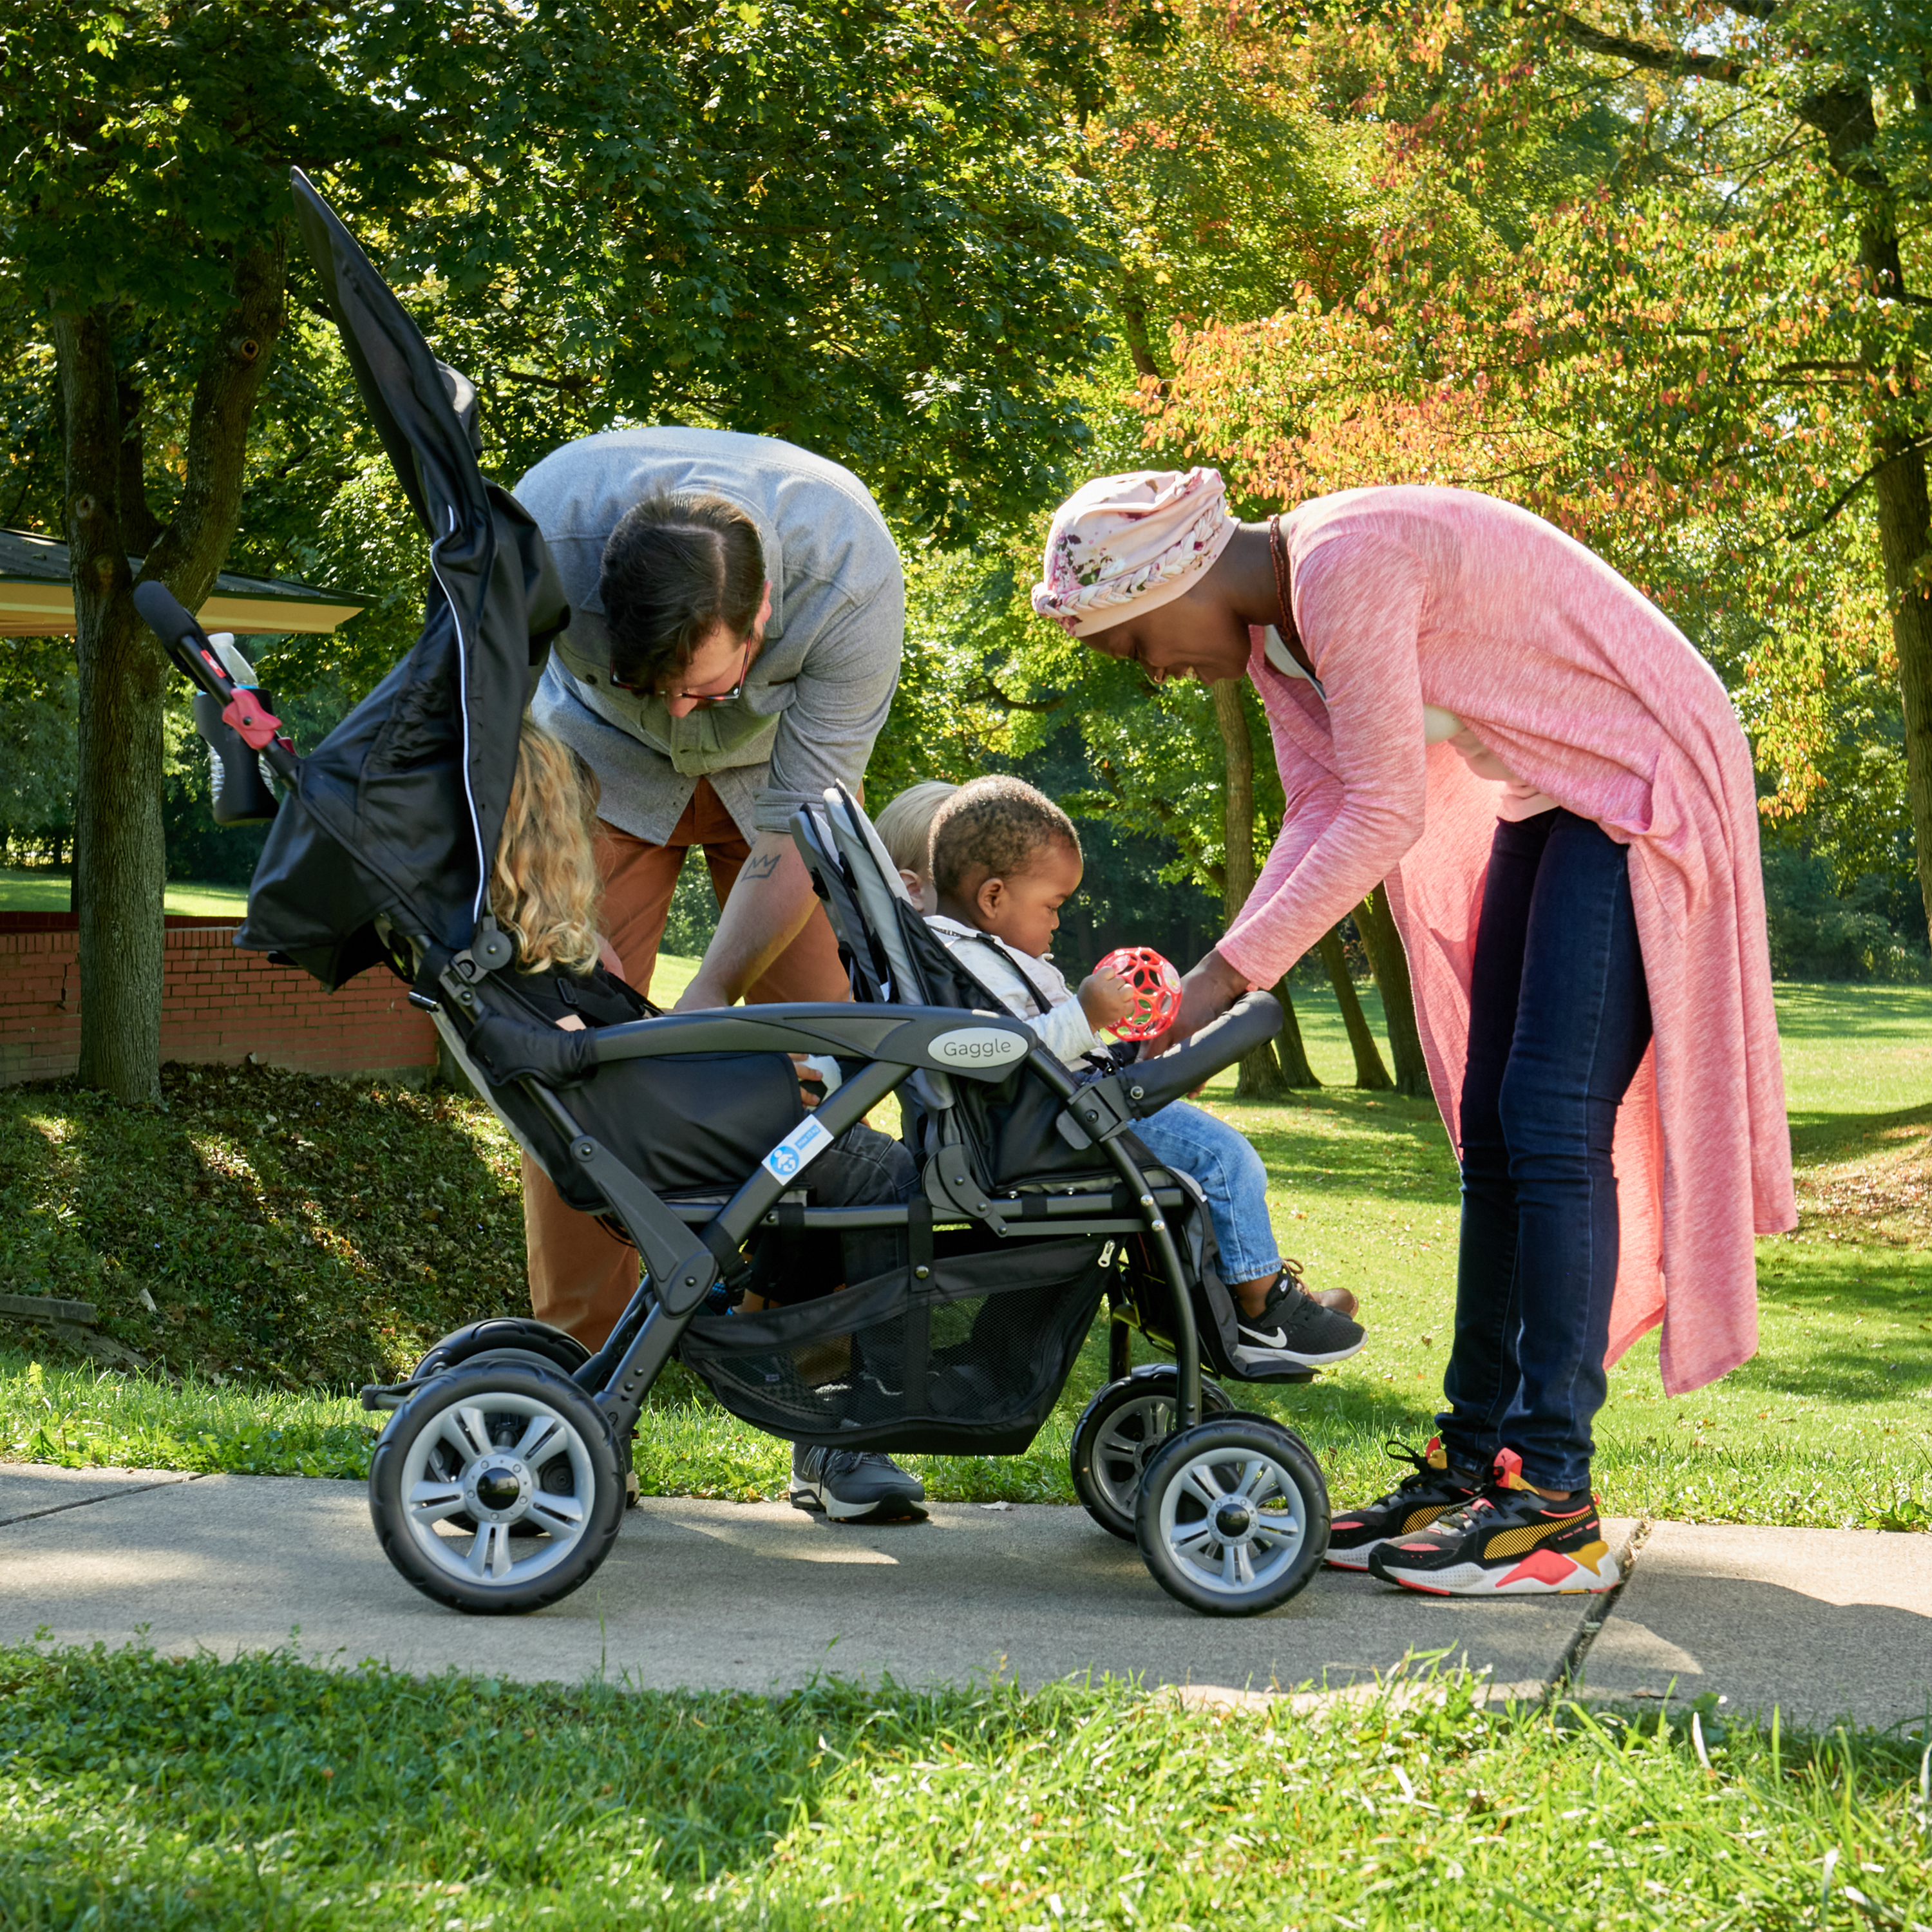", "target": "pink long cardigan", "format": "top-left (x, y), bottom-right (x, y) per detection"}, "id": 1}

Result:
top-left (1217, 486), bottom-right (1796, 1396)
